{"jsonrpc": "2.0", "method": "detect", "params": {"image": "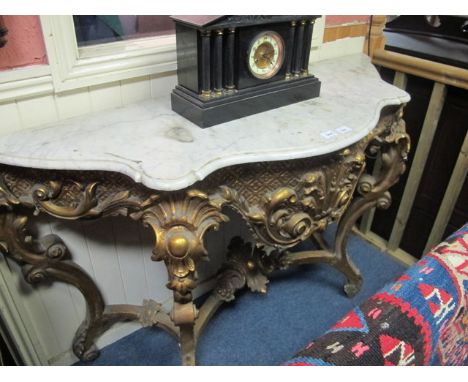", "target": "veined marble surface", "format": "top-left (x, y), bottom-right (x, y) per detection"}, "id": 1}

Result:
top-left (0, 54), bottom-right (409, 191)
